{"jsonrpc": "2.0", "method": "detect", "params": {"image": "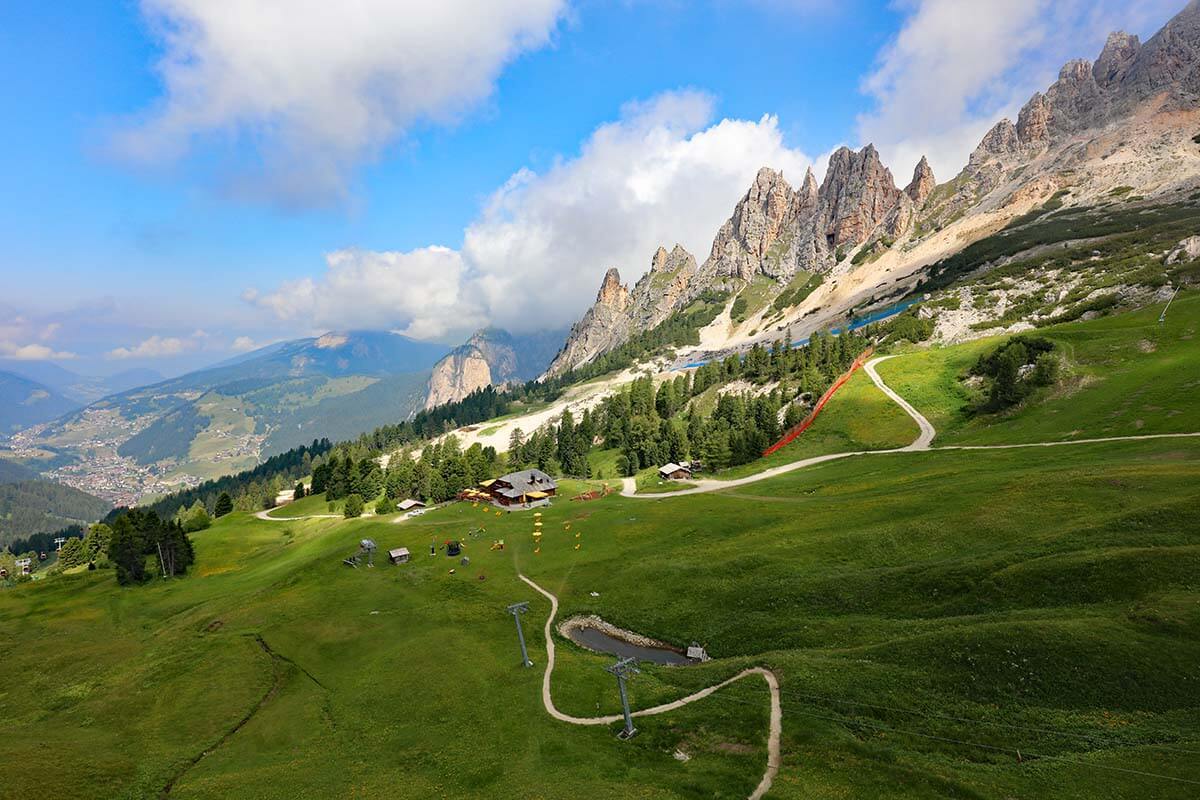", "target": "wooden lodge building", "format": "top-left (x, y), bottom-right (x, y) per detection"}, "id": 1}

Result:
top-left (477, 469), bottom-right (558, 507)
